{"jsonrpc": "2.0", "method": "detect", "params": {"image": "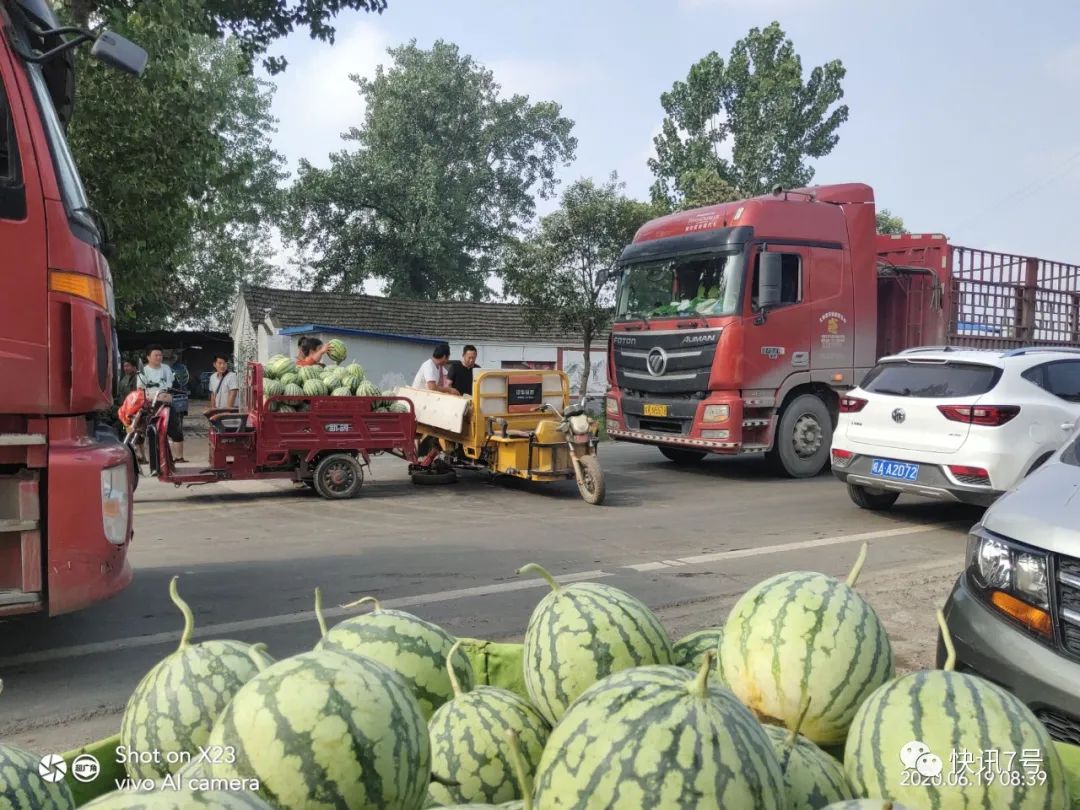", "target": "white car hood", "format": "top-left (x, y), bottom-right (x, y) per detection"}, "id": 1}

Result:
top-left (983, 461), bottom-right (1080, 557)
